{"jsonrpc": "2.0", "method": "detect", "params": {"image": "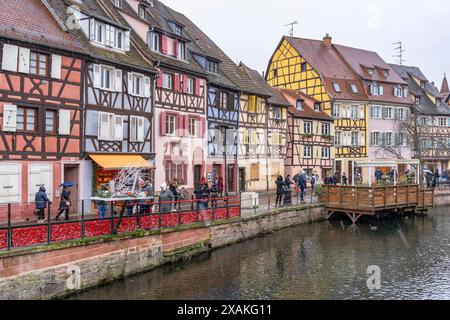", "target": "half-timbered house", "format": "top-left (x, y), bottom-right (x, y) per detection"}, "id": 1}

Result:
top-left (392, 64), bottom-right (450, 174)
top-left (279, 89), bottom-right (334, 180)
top-left (46, 0), bottom-right (157, 199)
top-left (114, 0), bottom-right (209, 192)
top-left (239, 63), bottom-right (290, 192)
top-left (0, 0), bottom-right (86, 220)
top-left (266, 35), bottom-right (369, 185)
